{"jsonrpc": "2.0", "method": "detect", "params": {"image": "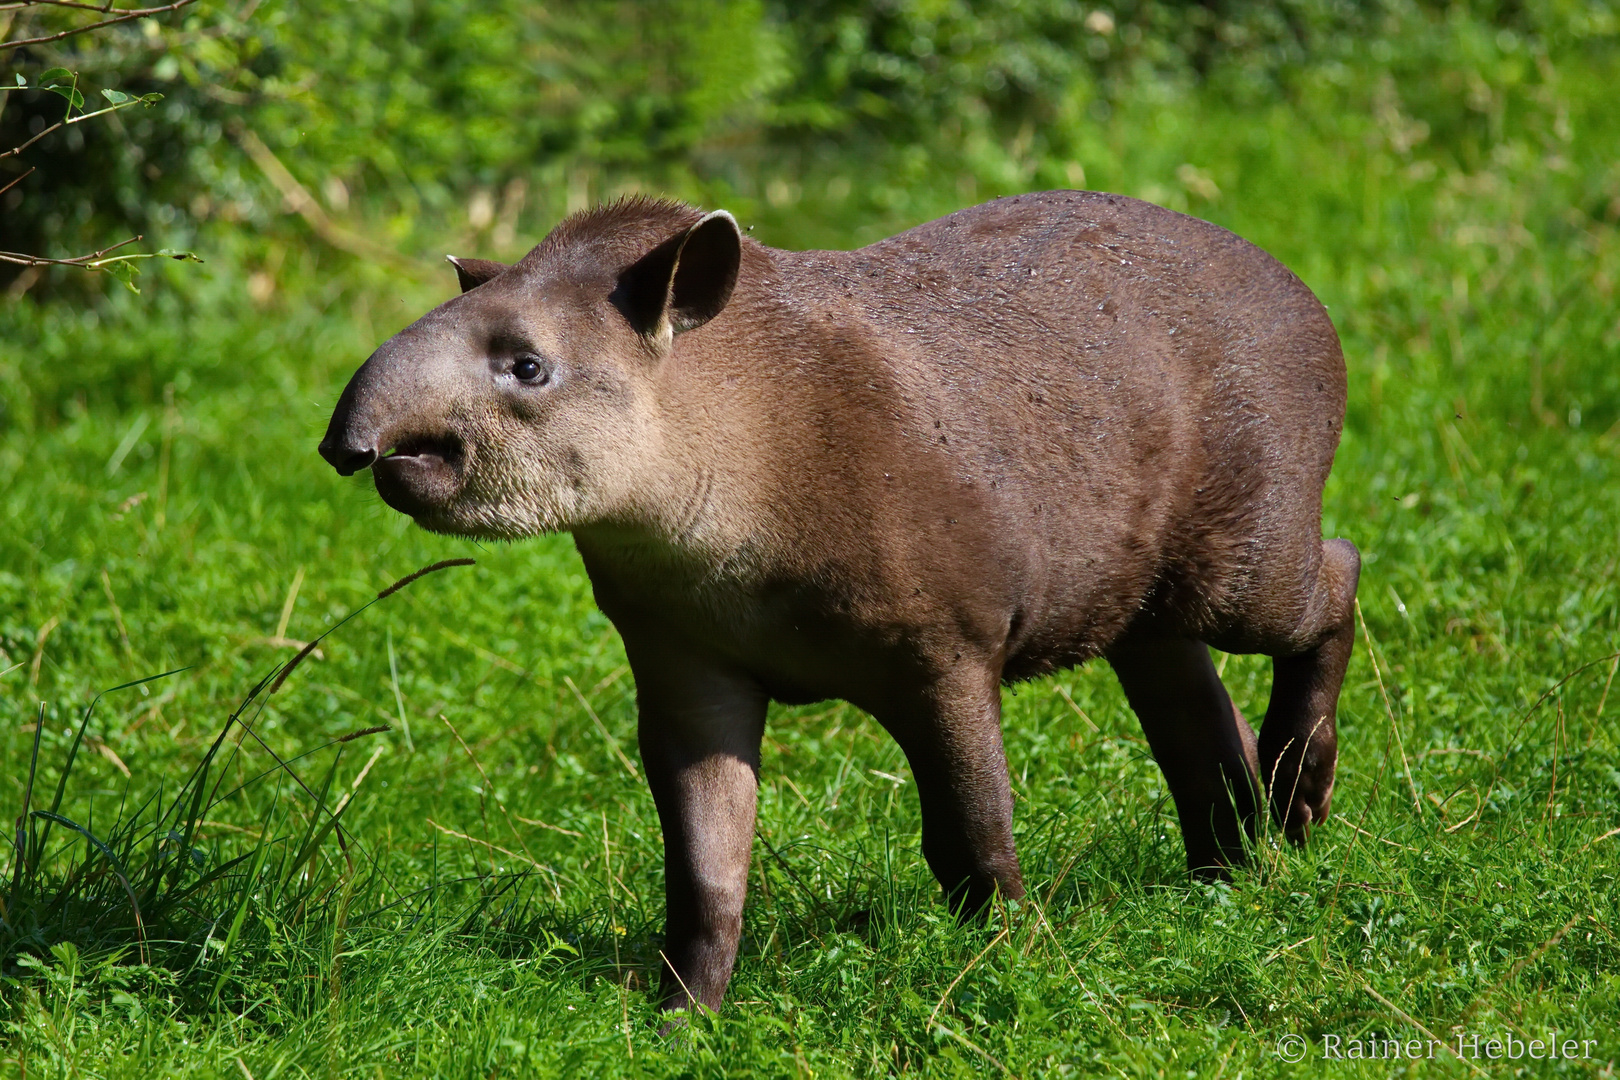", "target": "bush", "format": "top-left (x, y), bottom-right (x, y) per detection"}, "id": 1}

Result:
top-left (10, 0), bottom-right (1610, 289)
